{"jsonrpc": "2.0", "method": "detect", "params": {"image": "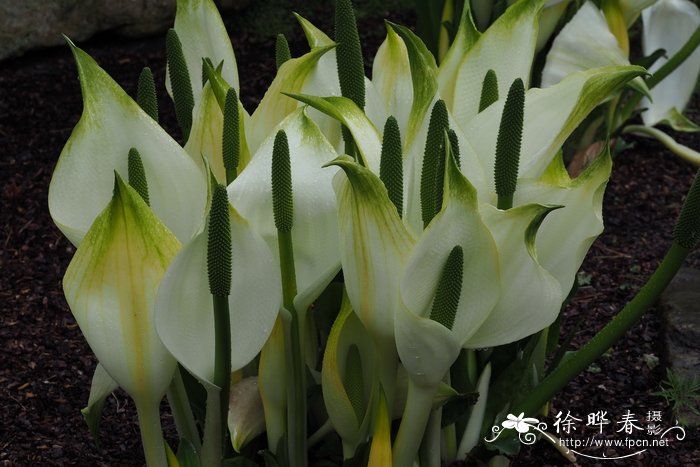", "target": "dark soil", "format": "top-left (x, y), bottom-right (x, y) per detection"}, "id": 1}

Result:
top-left (1, 3), bottom-right (698, 466)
